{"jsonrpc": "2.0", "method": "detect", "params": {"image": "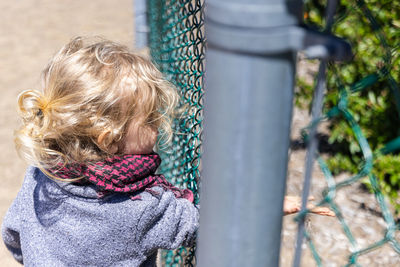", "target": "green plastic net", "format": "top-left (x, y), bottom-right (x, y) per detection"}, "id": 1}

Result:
top-left (147, 0), bottom-right (400, 265)
top-left (148, 0), bottom-right (204, 265)
top-left (296, 0), bottom-right (400, 266)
